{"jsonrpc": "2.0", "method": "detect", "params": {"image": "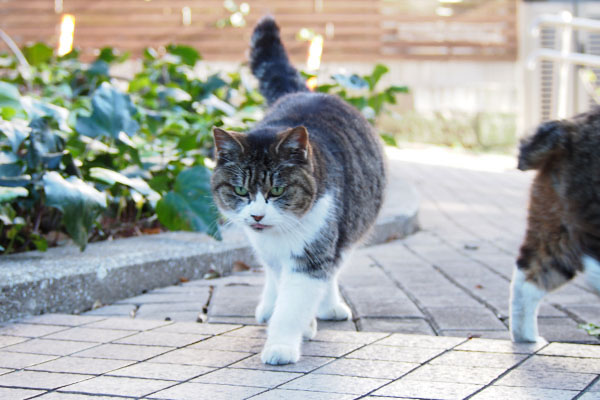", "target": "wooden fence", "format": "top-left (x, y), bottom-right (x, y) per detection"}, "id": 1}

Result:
top-left (0, 0), bottom-right (517, 62)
